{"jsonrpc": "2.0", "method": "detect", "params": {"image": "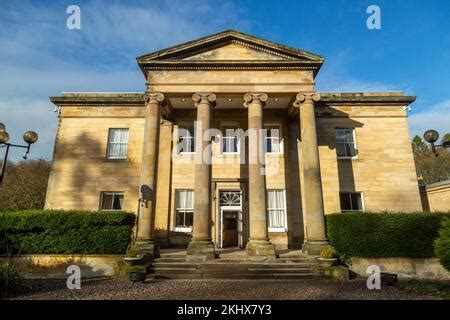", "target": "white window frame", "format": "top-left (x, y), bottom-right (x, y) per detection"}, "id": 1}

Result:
top-left (220, 121), bottom-right (240, 155)
top-left (339, 192), bottom-right (365, 212)
top-left (99, 192), bottom-right (124, 211)
top-left (335, 128), bottom-right (358, 159)
top-left (106, 128), bottom-right (129, 159)
top-left (267, 189), bottom-right (288, 232)
top-left (264, 123), bottom-right (284, 155)
top-left (177, 123), bottom-right (195, 155)
top-left (174, 189), bottom-right (194, 232)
